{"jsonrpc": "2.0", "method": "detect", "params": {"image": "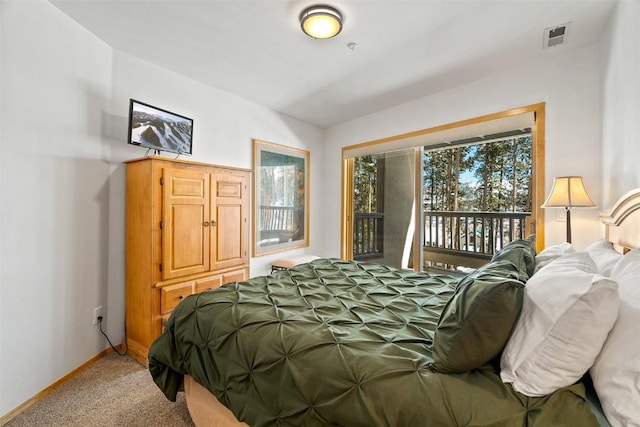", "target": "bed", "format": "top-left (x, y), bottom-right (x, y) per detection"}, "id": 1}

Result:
top-left (148, 188), bottom-right (640, 427)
